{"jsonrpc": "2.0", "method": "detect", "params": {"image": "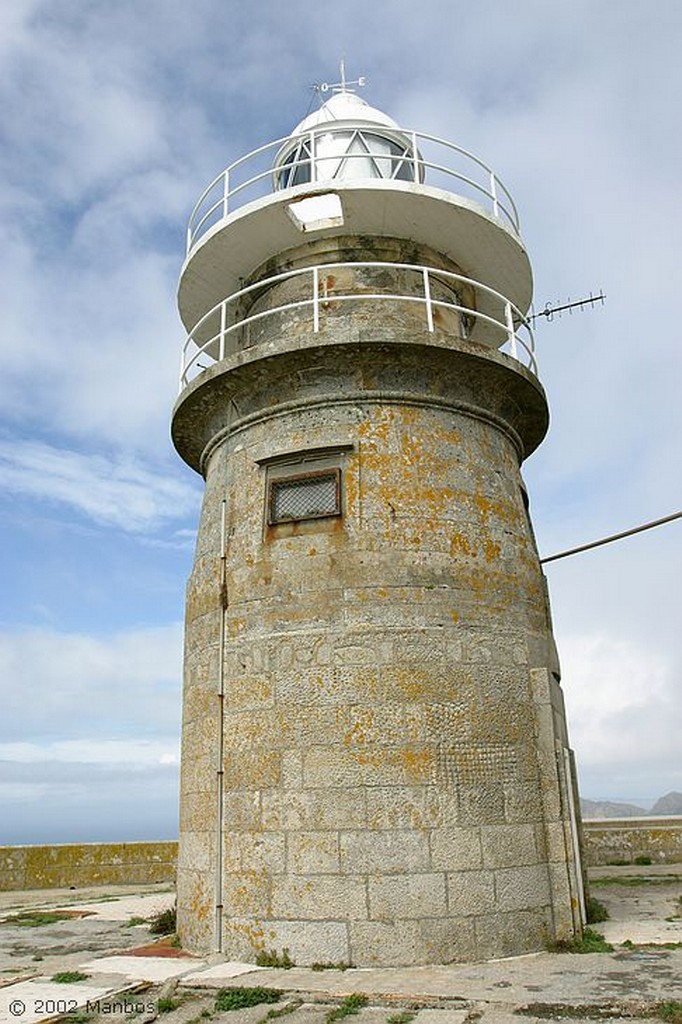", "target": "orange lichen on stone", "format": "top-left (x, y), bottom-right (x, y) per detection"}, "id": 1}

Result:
top-left (394, 669), bottom-right (430, 699)
top-left (344, 722), bottom-right (369, 746)
top-left (450, 532), bottom-right (472, 557)
top-left (484, 538), bottom-right (501, 562)
top-left (189, 877), bottom-right (211, 922)
top-left (357, 407), bottom-right (393, 443)
top-left (226, 920), bottom-right (268, 952)
top-left (399, 748), bottom-right (434, 782)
